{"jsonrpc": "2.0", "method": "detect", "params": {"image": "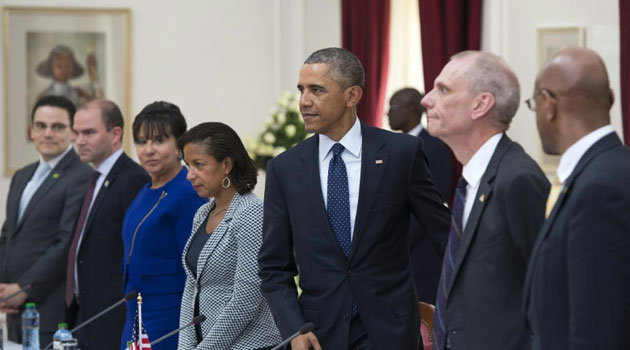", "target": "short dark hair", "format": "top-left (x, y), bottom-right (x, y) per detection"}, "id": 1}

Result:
top-left (80, 99), bottom-right (124, 136)
top-left (132, 101), bottom-right (187, 142)
top-left (31, 95), bottom-right (76, 126)
top-left (304, 47), bottom-right (365, 89)
top-left (177, 122), bottom-right (258, 194)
